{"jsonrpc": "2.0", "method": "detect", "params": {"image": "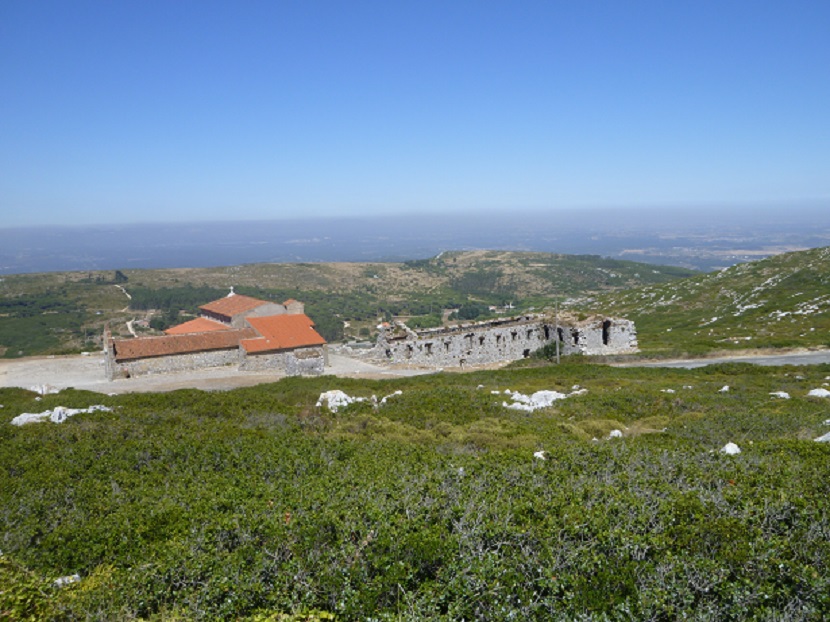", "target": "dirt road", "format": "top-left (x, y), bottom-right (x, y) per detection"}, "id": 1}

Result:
top-left (0, 353), bottom-right (432, 395)
top-left (613, 348), bottom-right (830, 369)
